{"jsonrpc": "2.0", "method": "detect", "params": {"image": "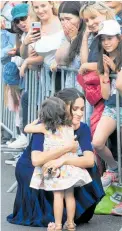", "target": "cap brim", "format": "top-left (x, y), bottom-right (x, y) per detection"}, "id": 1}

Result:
top-left (13, 13), bottom-right (27, 20)
top-left (95, 31), bottom-right (121, 38)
